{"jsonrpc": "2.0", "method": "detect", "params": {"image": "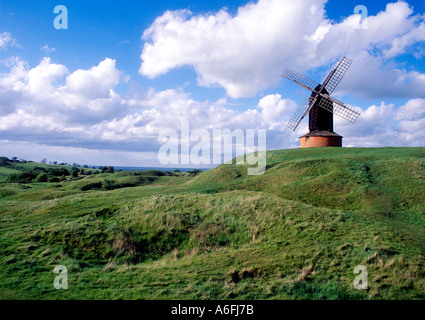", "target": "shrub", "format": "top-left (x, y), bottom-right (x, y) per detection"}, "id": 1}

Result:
top-left (0, 157), bottom-right (10, 166)
top-left (35, 173), bottom-right (48, 182)
top-left (142, 169), bottom-right (166, 176)
top-left (33, 167), bottom-right (47, 174)
top-left (48, 168), bottom-right (69, 176)
top-left (48, 177), bottom-right (60, 183)
top-left (102, 178), bottom-right (117, 190)
top-left (6, 172), bottom-right (36, 183)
